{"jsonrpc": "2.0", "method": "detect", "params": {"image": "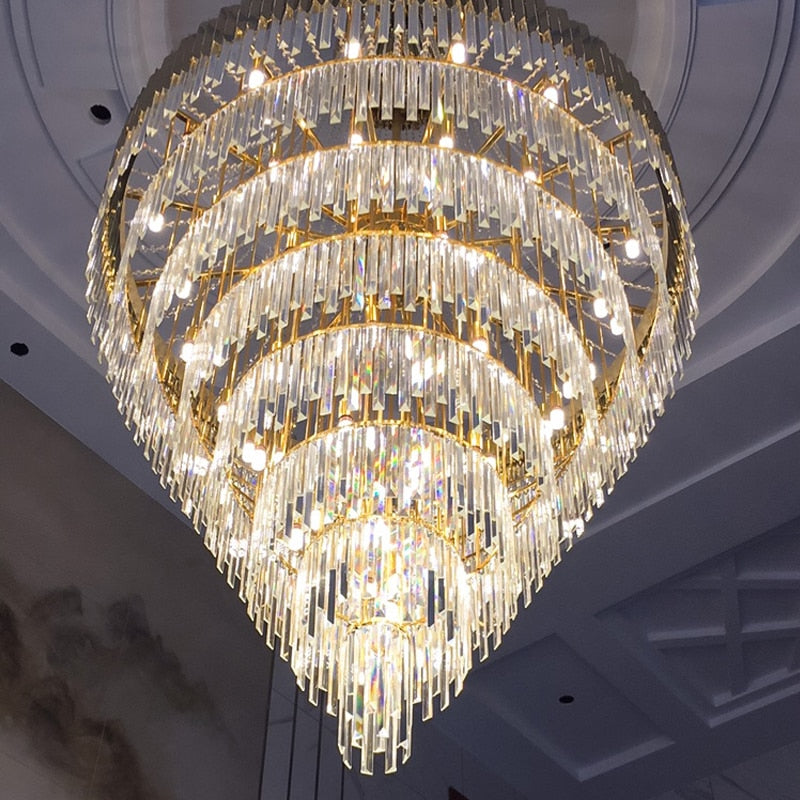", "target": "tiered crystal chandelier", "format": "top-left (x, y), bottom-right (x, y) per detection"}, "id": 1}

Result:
top-left (87, 0), bottom-right (698, 774)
